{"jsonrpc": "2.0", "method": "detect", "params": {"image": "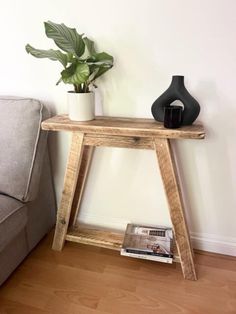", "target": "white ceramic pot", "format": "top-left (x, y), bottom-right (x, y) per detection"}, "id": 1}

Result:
top-left (68, 91), bottom-right (95, 121)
